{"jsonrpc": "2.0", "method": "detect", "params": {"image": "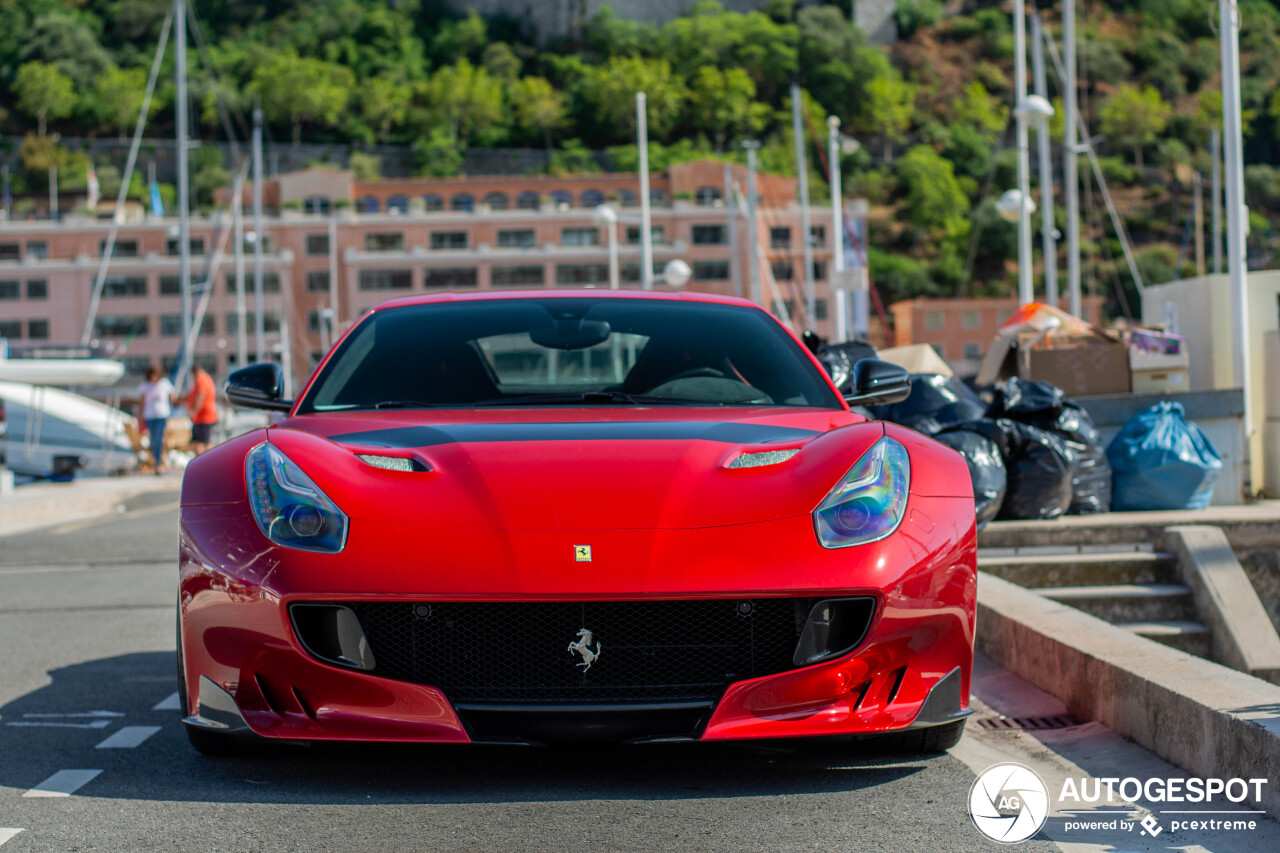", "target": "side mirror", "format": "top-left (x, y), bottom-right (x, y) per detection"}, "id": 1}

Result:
top-left (225, 363), bottom-right (292, 412)
top-left (843, 358), bottom-right (911, 407)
